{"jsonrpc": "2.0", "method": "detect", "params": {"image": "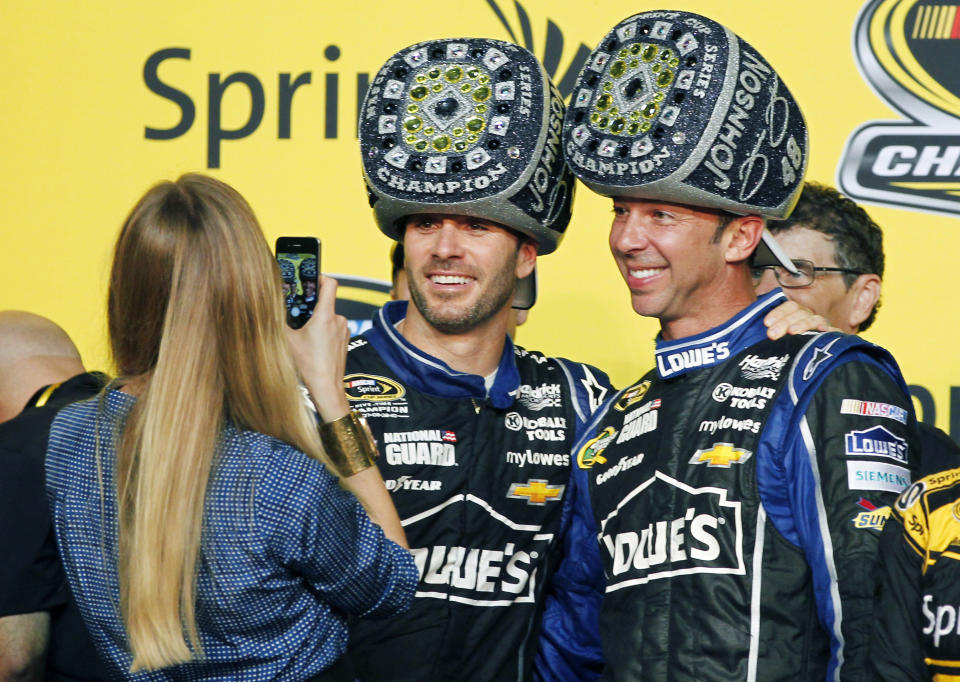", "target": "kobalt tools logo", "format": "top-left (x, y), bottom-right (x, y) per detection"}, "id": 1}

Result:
top-left (405, 493), bottom-right (552, 606)
top-left (711, 383), bottom-right (775, 410)
top-left (839, 0), bottom-right (960, 216)
top-left (599, 472), bottom-right (744, 591)
top-left (504, 413), bottom-right (566, 441)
